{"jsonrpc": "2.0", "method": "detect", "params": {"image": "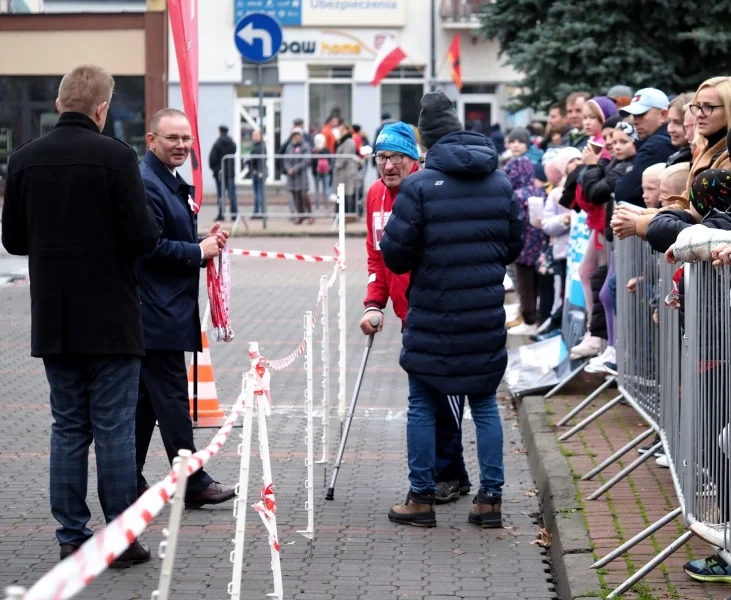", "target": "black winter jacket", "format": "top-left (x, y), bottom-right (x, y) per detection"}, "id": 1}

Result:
top-left (380, 131), bottom-right (524, 395)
